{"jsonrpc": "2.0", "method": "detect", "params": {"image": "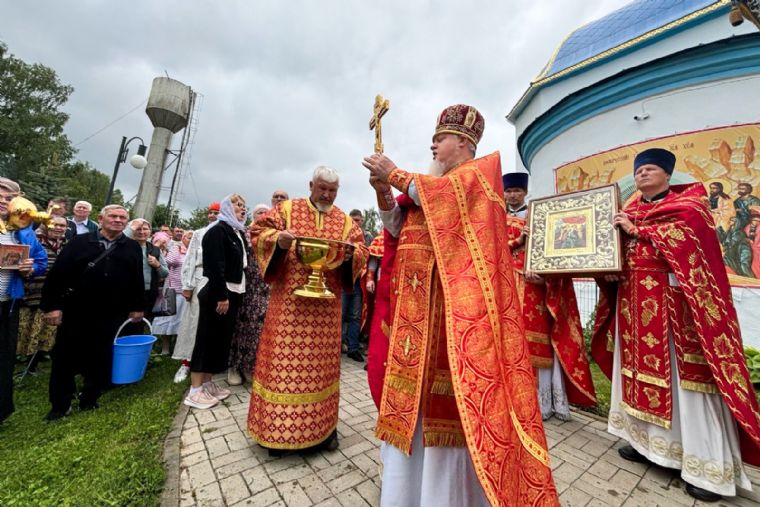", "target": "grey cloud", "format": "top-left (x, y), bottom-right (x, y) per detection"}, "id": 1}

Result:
top-left (2, 0), bottom-right (630, 217)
